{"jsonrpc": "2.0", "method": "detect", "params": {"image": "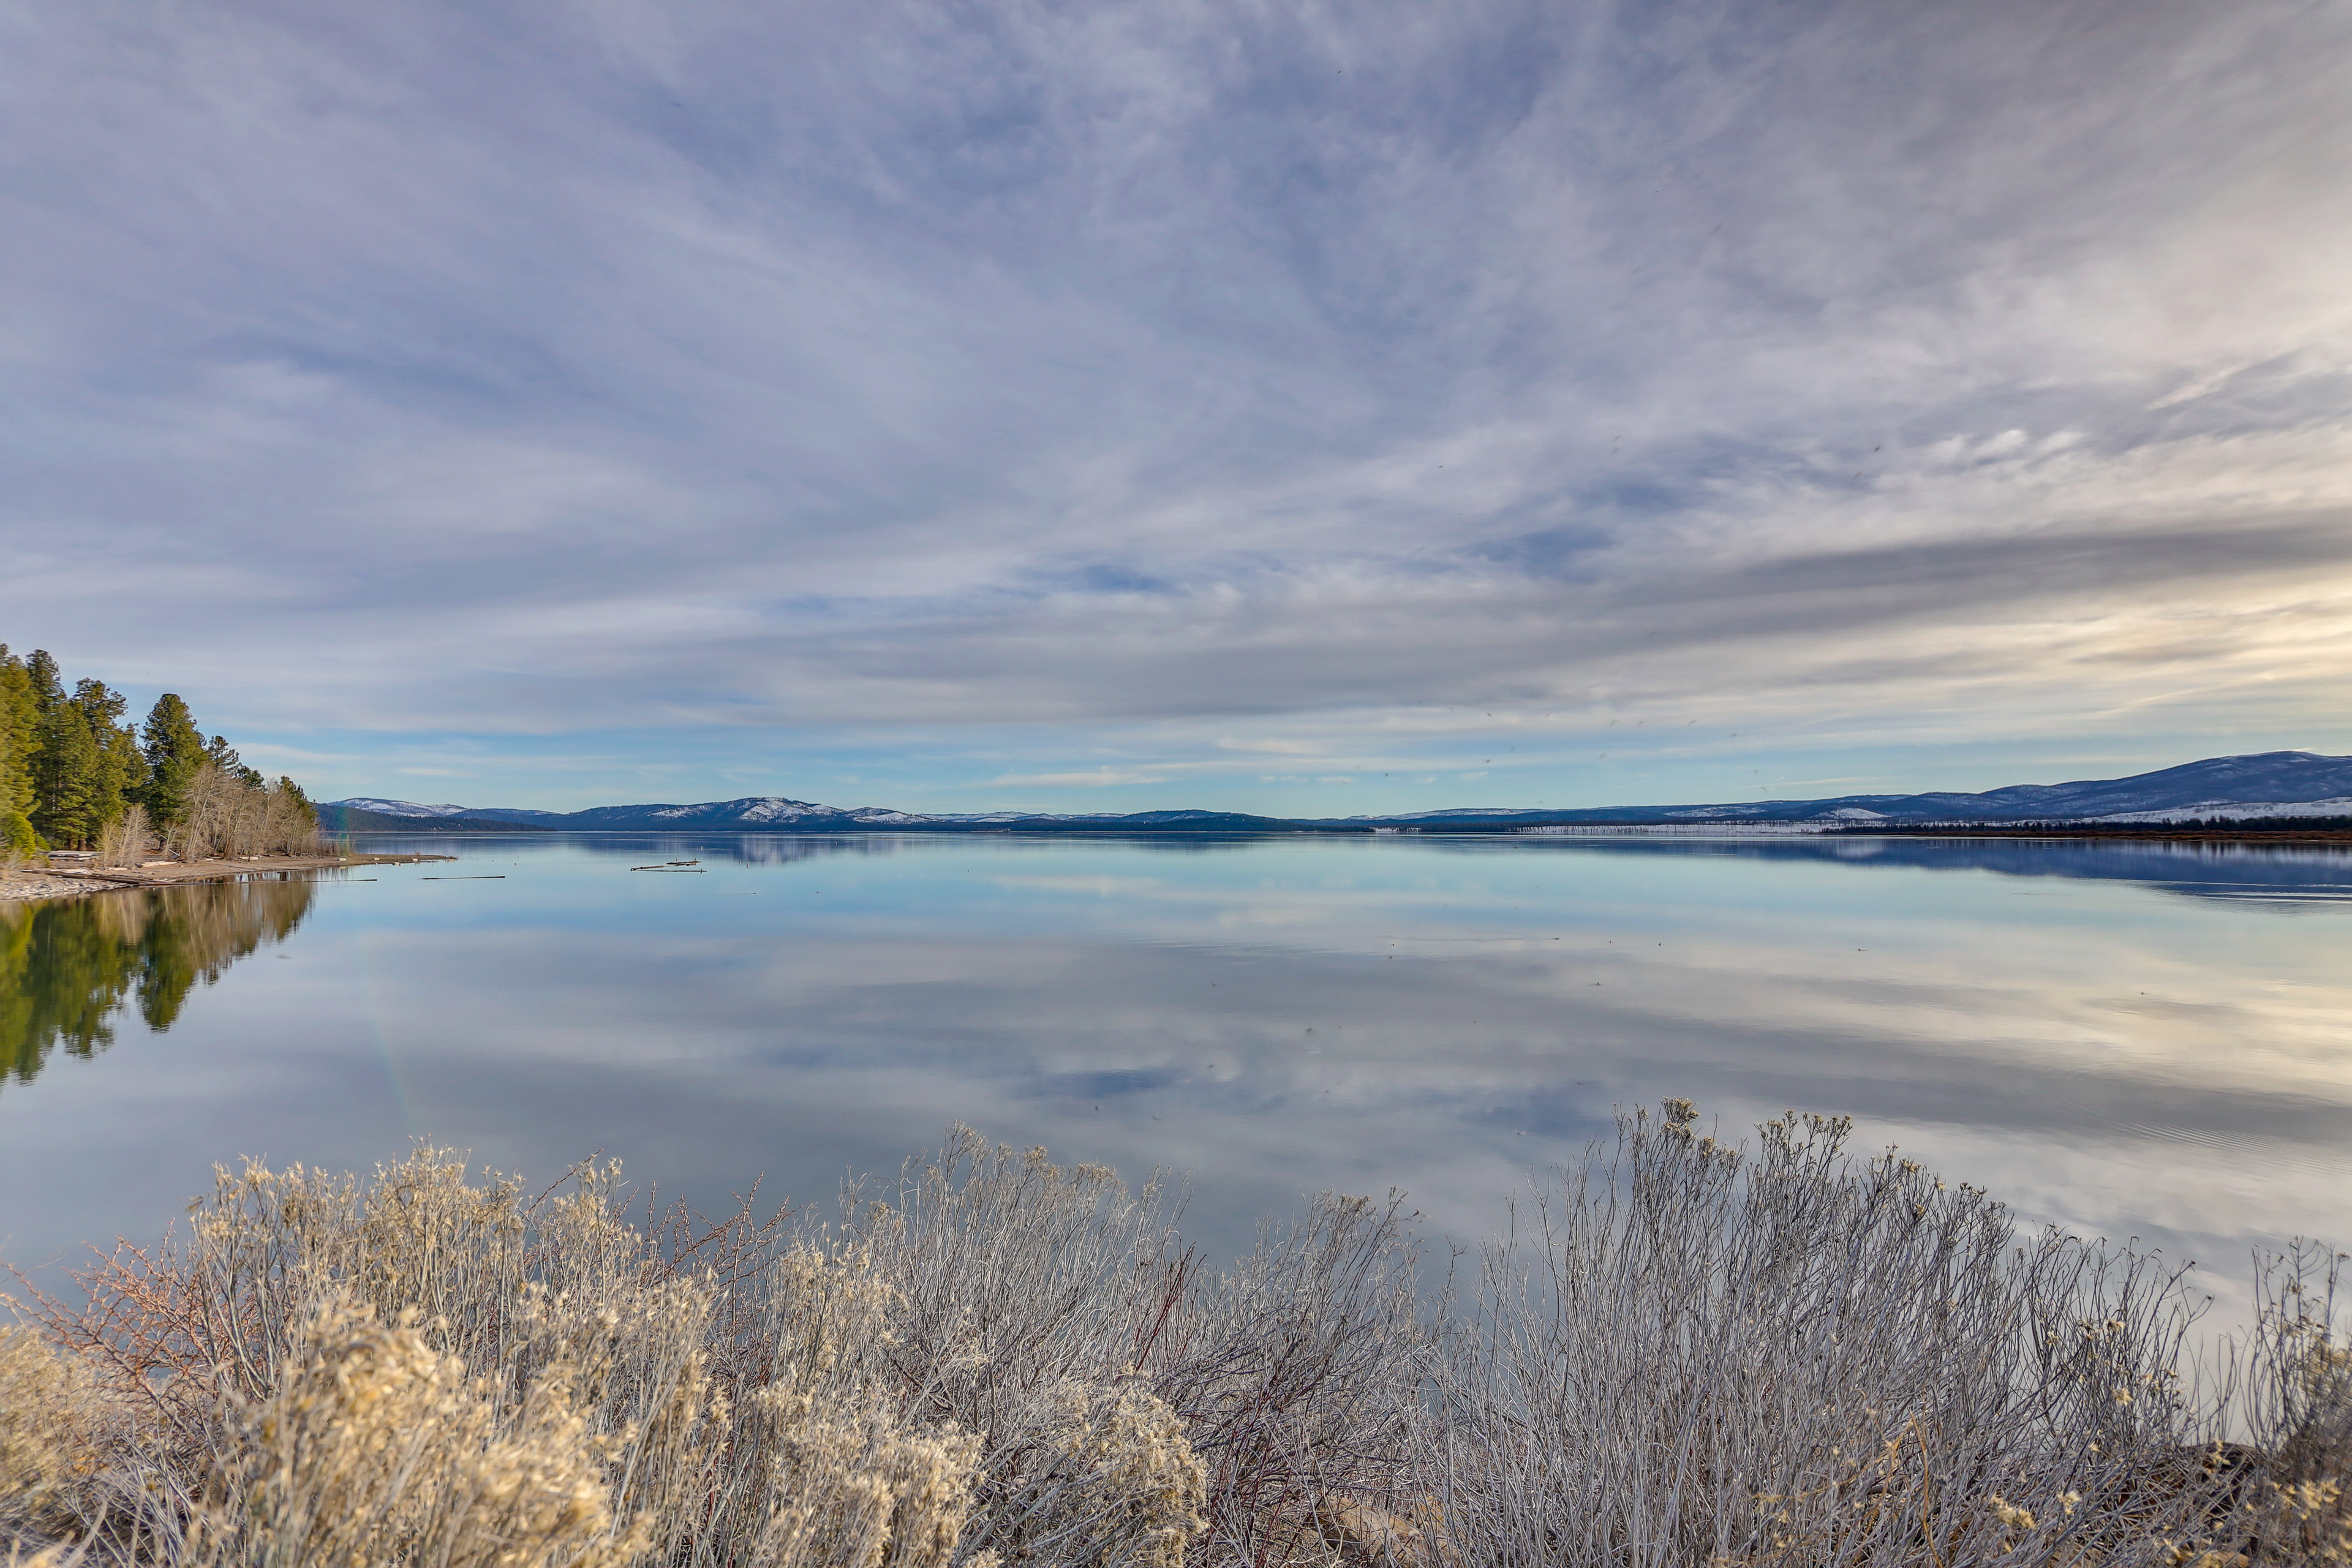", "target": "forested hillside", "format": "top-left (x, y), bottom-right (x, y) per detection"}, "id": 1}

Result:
top-left (0, 643), bottom-right (318, 859)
